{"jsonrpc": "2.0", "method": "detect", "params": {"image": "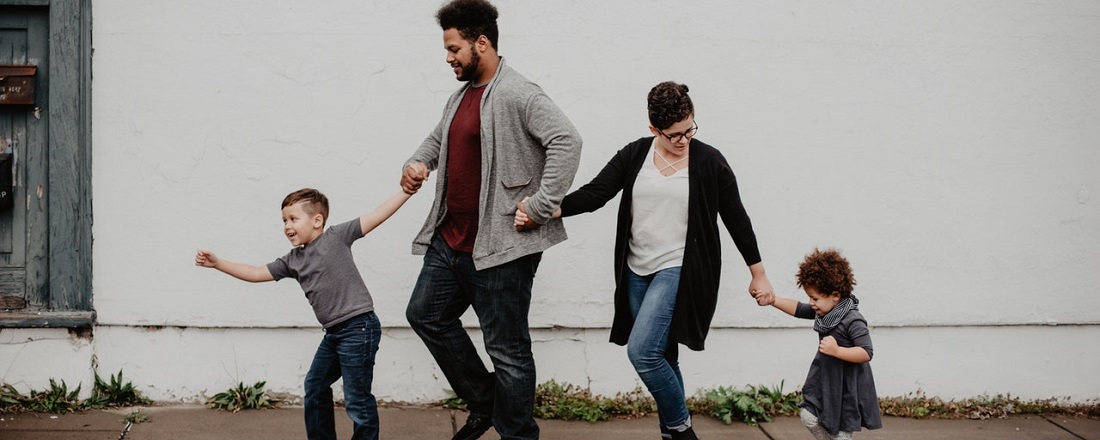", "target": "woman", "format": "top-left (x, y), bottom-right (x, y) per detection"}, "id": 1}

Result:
top-left (516, 81), bottom-right (775, 440)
